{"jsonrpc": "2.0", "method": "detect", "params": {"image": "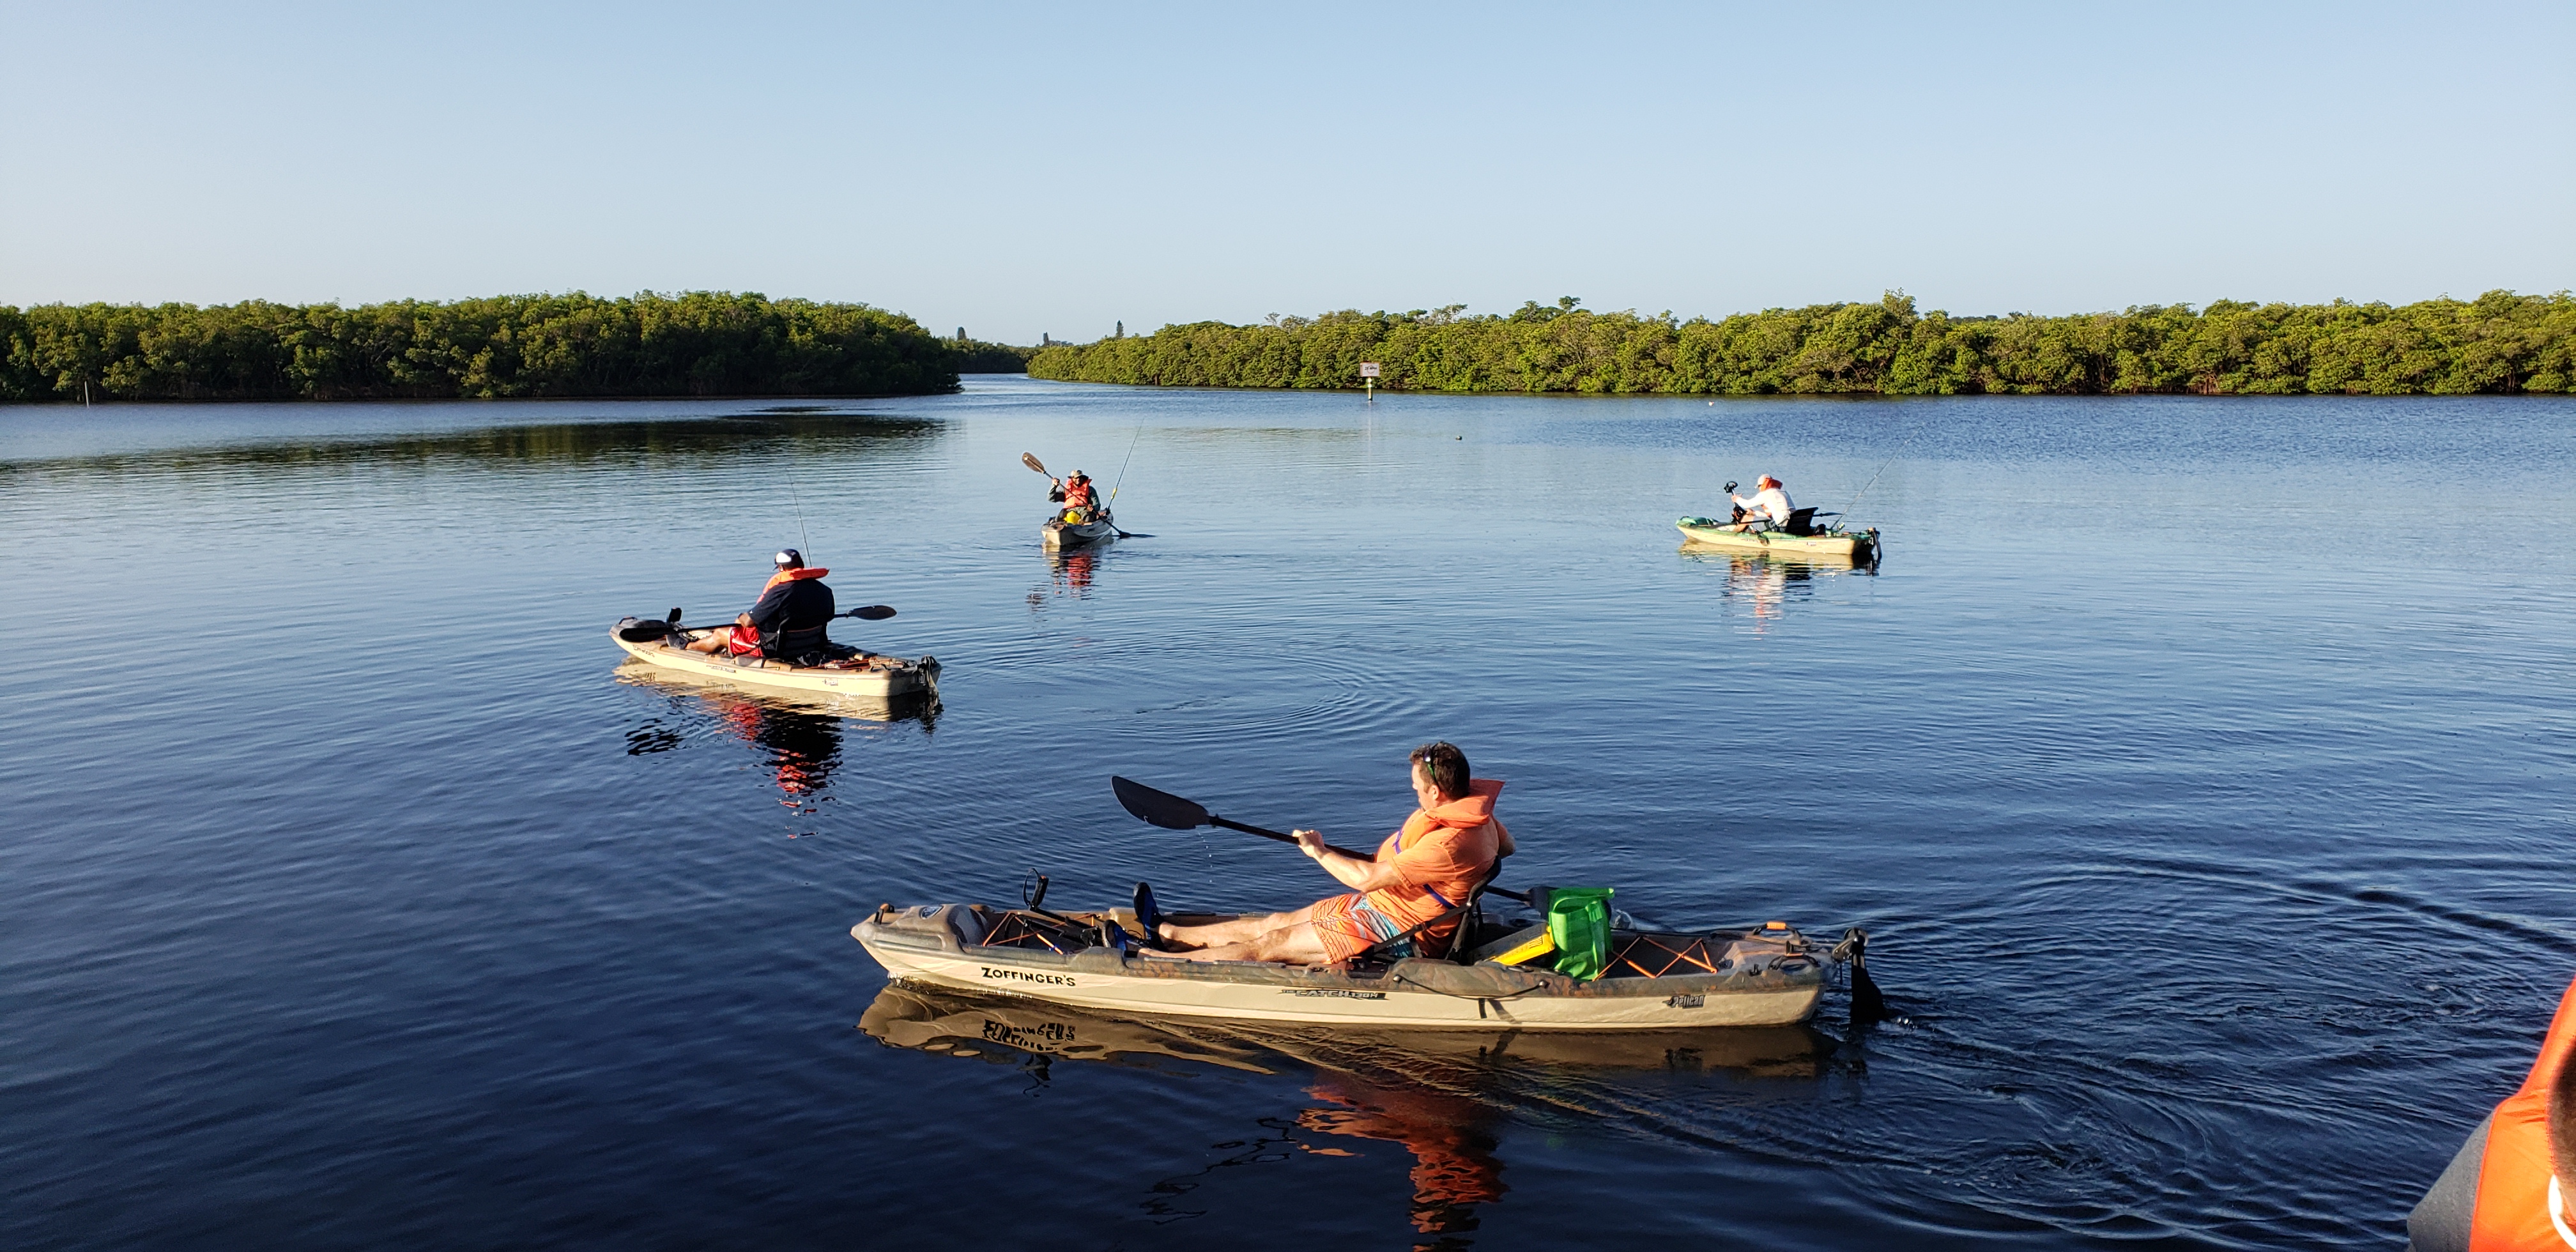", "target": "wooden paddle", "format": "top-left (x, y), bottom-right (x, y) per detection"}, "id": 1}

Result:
top-left (1108, 776), bottom-right (1528, 904)
top-left (618, 605), bottom-right (894, 643)
top-left (1022, 452), bottom-right (1053, 478)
